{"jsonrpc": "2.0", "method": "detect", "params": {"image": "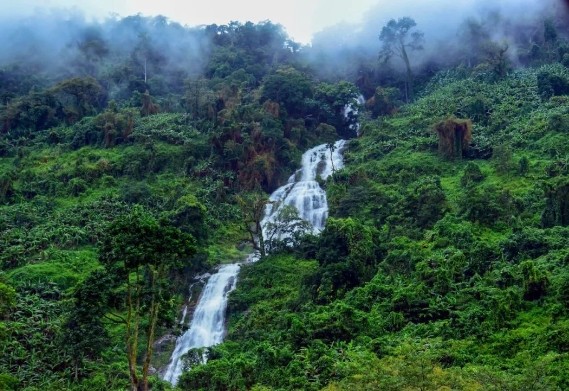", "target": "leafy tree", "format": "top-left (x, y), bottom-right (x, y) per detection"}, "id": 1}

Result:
top-left (379, 17), bottom-right (424, 102)
top-left (166, 194), bottom-right (208, 245)
top-left (457, 18), bottom-right (490, 67)
top-left (98, 206), bottom-right (196, 391)
top-left (518, 156), bottom-right (530, 176)
top-left (314, 81), bottom-right (361, 138)
top-left (537, 68), bottom-right (569, 99)
top-left (0, 90), bottom-right (61, 134)
top-left (367, 86), bottom-right (401, 118)
top-left (263, 204), bottom-right (312, 253)
top-left (492, 144), bottom-right (514, 175)
top-left (481, 41), bottom-right (511, 80)
top-left (184, 78), bottom-right (216, 121)
top-left (0, 280), bottom-right (16, 319)
top-left (64, 269), bottom-right (117, 381)
top-left (461, 162), bottom-right (485, 187)
top-left (541, 179), bottom-right (569, 227)
top-left (50, 77), bottom-right (105, 122)
top-left (309, 218), bottom-right (380, 303)
top-left (140, 90), bottom-right (159, 116)
top-left (74, 27), bottom-right (109, 76)
top-left (261, 67), bottom-right (313, 117)
top-left (131, 32), bottom-right (165, 84)
top-left (404, 176), bottom-right (448, 229)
